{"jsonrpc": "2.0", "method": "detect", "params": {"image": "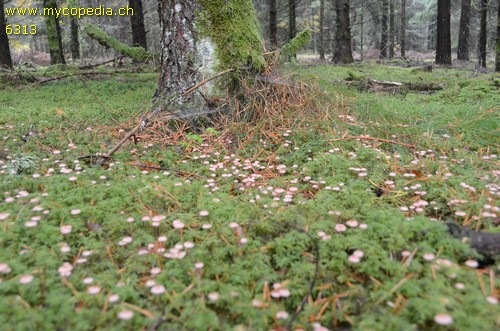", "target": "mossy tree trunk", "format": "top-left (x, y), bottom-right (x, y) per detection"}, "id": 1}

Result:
top-left (154, 0), bottom-right (266, 112)
top-left (333, 0), bottom-right (353, 64)
top-left (199, 0), bottom-right (265, 69)
top-left (129, 0), bottom-right (148, 50)
top-left (43, 0), bottom-right (65, 64)
top-left (0, 0), bottom-right (13, 69)
top-left (198, 0), bottom-right (266, 91)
